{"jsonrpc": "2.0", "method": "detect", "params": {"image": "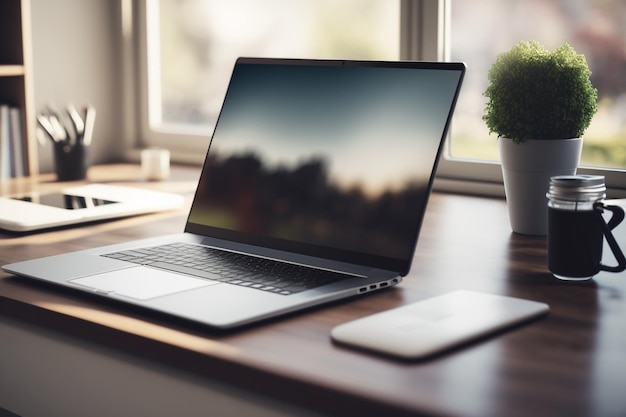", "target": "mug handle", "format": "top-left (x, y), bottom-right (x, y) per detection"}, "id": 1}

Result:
top-left (594, 202), bottom-right (626, 273)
